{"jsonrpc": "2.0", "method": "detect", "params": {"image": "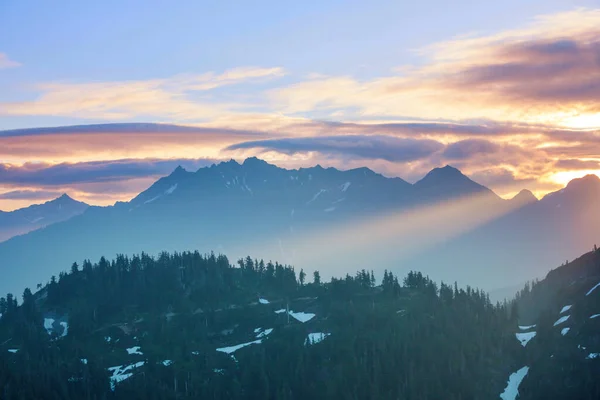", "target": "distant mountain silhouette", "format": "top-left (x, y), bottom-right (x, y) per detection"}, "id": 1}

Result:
top-left (0, 194), bottom-right (88, 243)
top-left (0, 158), bottom-right (598, 298)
